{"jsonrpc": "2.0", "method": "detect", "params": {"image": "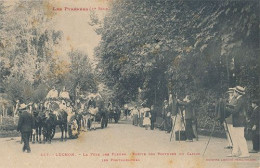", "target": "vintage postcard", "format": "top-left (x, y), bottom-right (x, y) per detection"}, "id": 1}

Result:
top-left (0, 0), bottom-right (259, 168)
